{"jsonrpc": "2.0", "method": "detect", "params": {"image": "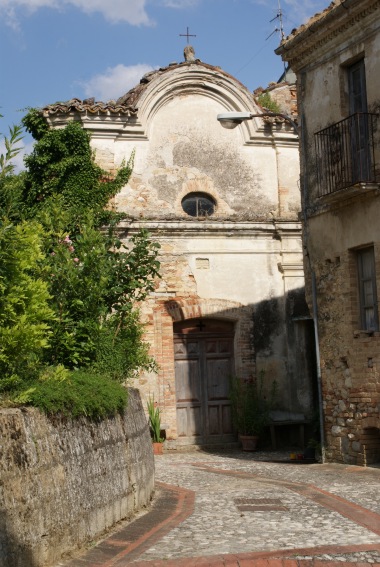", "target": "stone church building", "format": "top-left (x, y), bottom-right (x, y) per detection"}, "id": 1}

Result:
top-left (43, 51), bottom-right (315, 448)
